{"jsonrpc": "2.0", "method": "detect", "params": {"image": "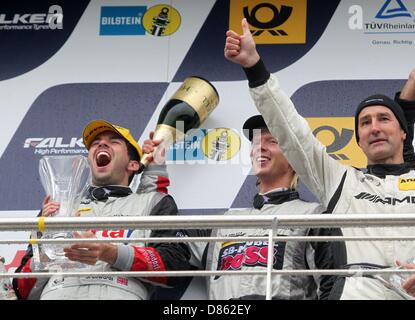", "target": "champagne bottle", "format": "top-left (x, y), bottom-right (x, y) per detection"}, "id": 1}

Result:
top-left (138, 76), bottom-right (219, 171)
